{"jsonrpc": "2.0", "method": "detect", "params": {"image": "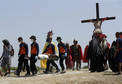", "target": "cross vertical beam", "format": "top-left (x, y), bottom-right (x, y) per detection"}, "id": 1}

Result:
top-left (81, 3), bottom-right (115, 23)
top-left (96, 3), bottom-right (99, 19)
